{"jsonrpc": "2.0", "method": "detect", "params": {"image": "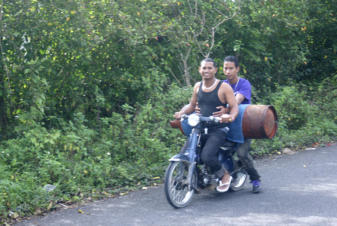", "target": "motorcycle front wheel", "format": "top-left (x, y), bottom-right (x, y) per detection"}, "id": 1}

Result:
top-left (164, 161), bottom-right (195, 208)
